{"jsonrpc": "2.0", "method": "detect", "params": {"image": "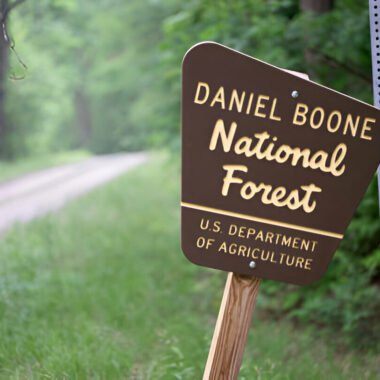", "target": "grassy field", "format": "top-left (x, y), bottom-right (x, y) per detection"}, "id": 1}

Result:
top-left (0, 156), bottom-right (378, 379)
top-left (0, 150), bottom-right (90, 182)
